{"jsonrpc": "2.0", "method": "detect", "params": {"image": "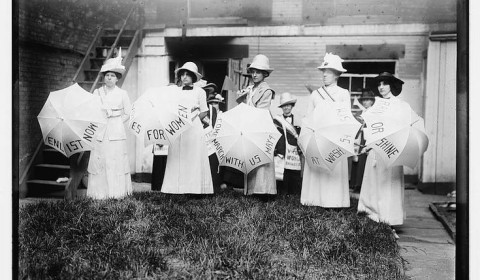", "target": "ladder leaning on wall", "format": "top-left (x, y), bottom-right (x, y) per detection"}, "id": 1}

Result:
top-left (20, 3), bottom-right (144, 199)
